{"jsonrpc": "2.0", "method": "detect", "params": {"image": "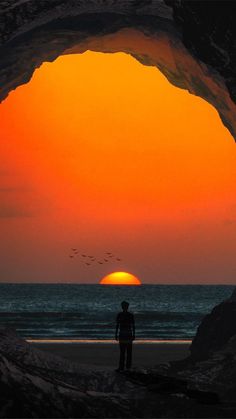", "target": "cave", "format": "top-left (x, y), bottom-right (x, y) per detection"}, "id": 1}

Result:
top-left (1, 4), bottom-right (236, 418)
top-left (0, 0), bottom-right (236, 140)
